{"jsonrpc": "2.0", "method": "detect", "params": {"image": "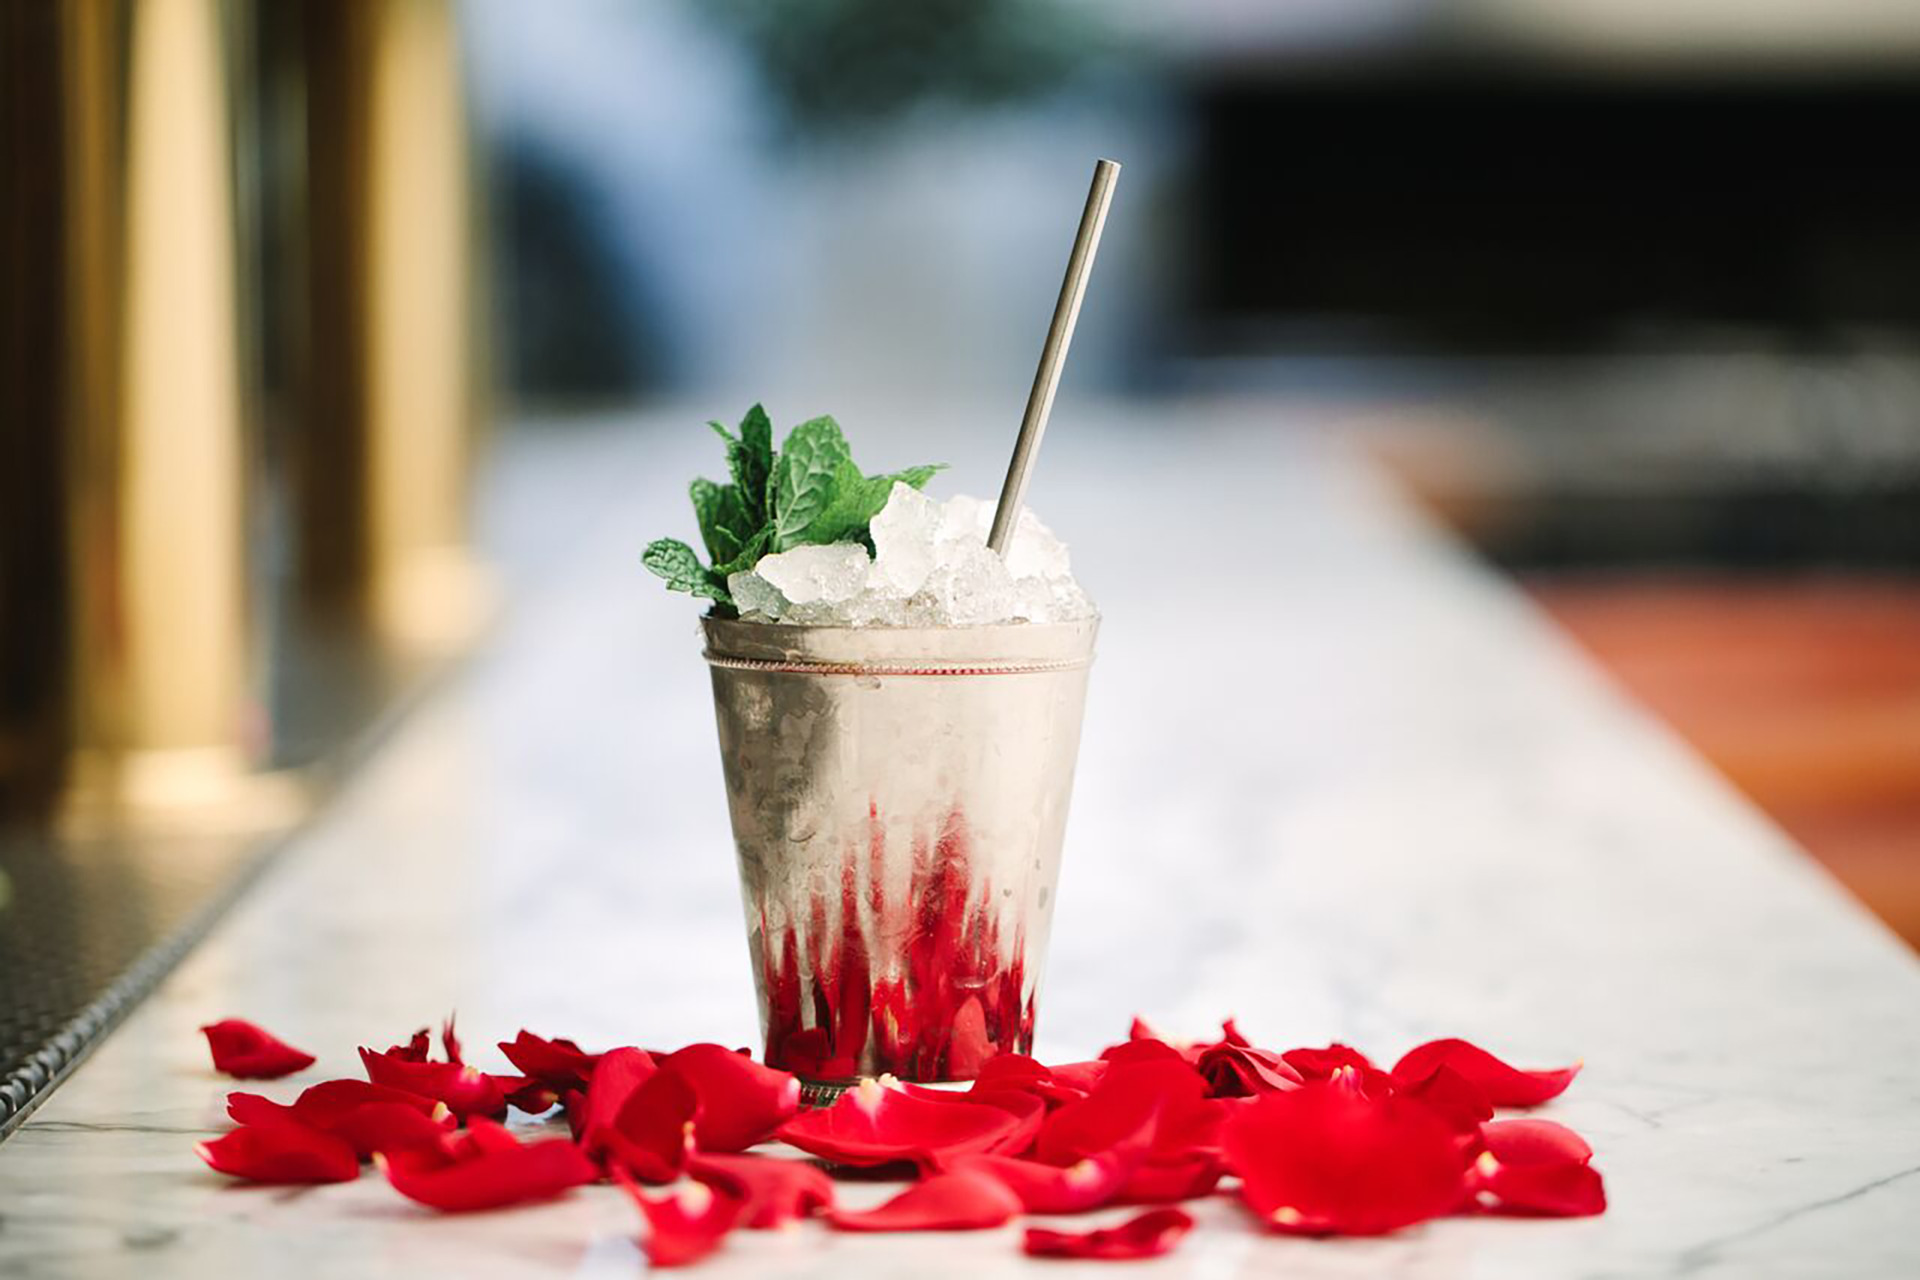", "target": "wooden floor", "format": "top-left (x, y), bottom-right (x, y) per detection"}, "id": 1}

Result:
top-left (1531, 576), bottom-right (1920, 949)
